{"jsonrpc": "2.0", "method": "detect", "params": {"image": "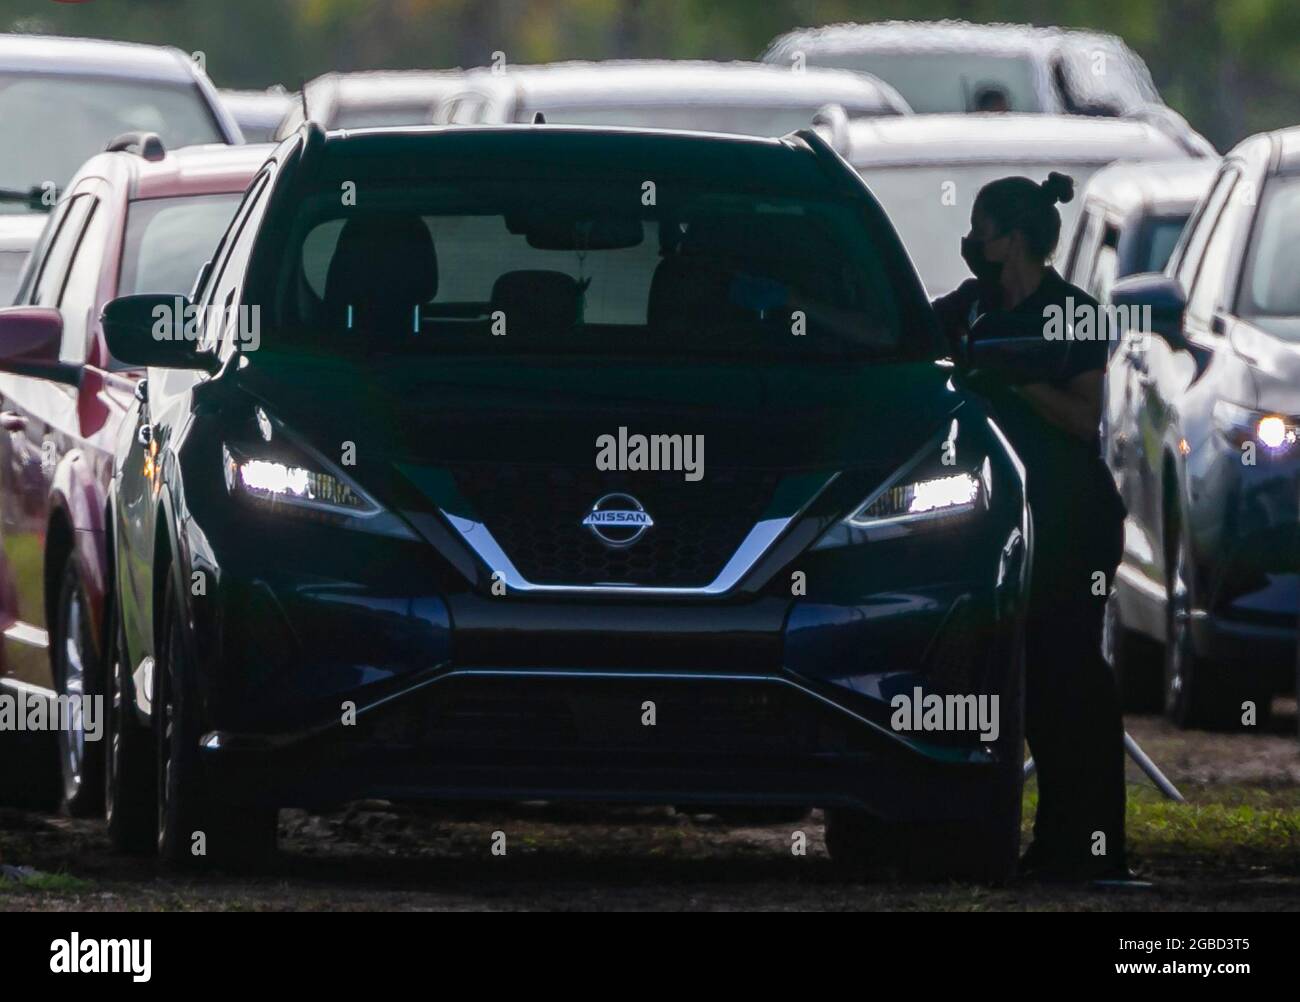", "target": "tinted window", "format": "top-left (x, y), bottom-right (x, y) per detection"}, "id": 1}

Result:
top-left (118, 194), bottom-right (243, 297)
top-left (274, 177), bottom-right (911, 360)
top-left (0, 74), bottom-right (224, 211)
